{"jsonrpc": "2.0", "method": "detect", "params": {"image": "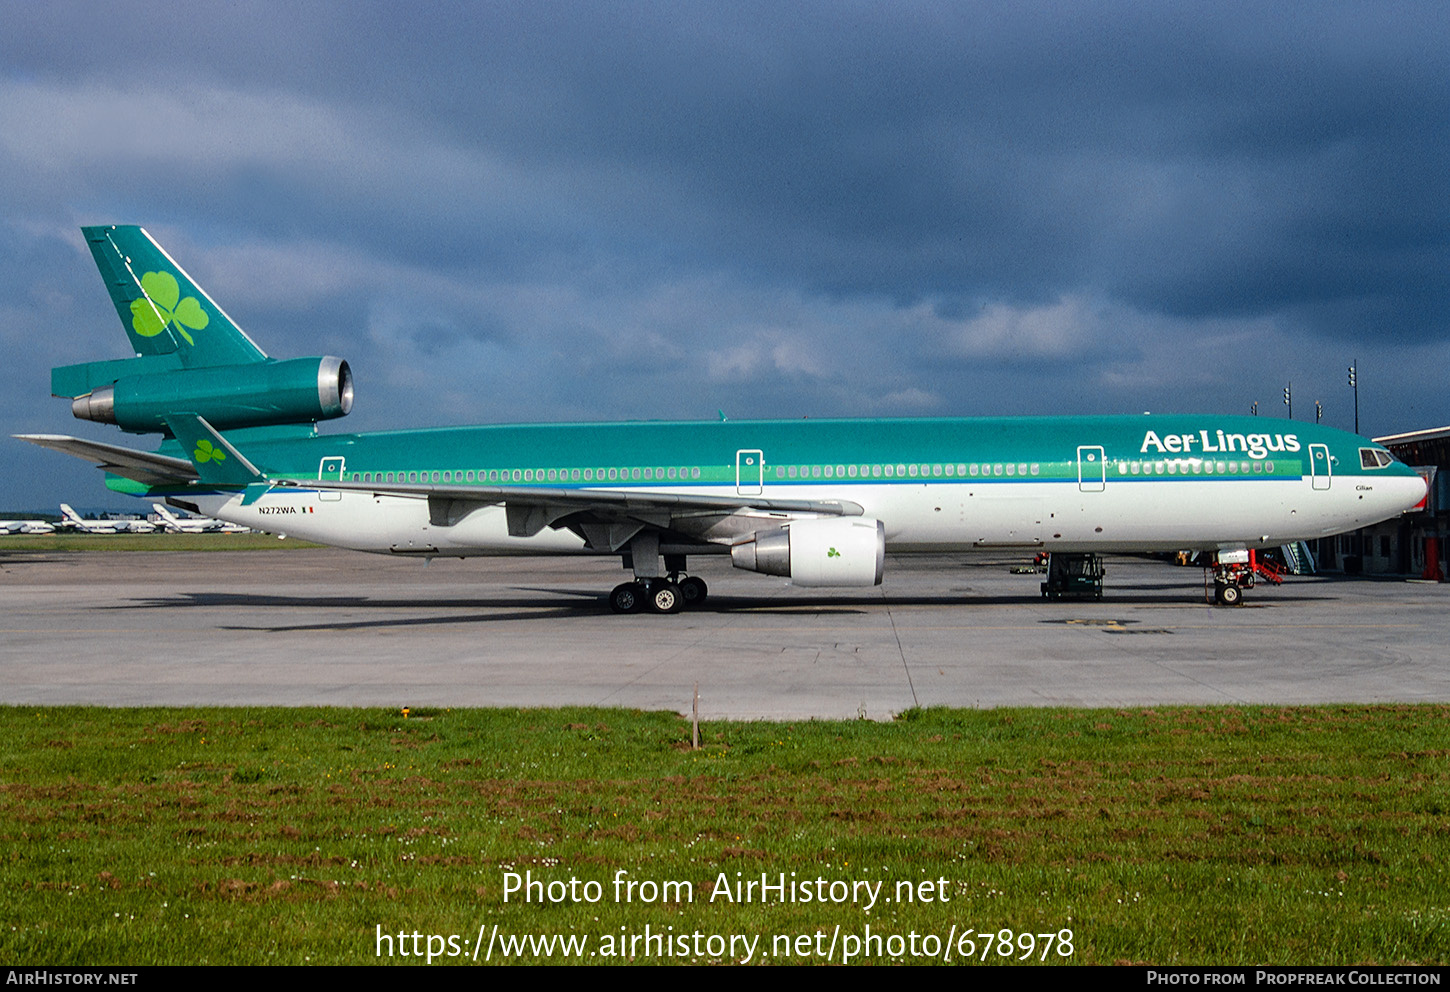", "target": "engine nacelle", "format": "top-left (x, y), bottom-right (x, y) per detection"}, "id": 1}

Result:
top-left (71, 356), bottom-right (353, 433)
top-left (730, 517), bottom-right (885, 587)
